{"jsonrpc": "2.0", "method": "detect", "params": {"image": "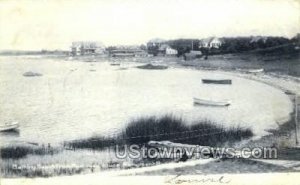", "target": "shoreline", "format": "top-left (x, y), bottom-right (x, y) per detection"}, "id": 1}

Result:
top-left (172, 58), bottom-right (299, 147)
